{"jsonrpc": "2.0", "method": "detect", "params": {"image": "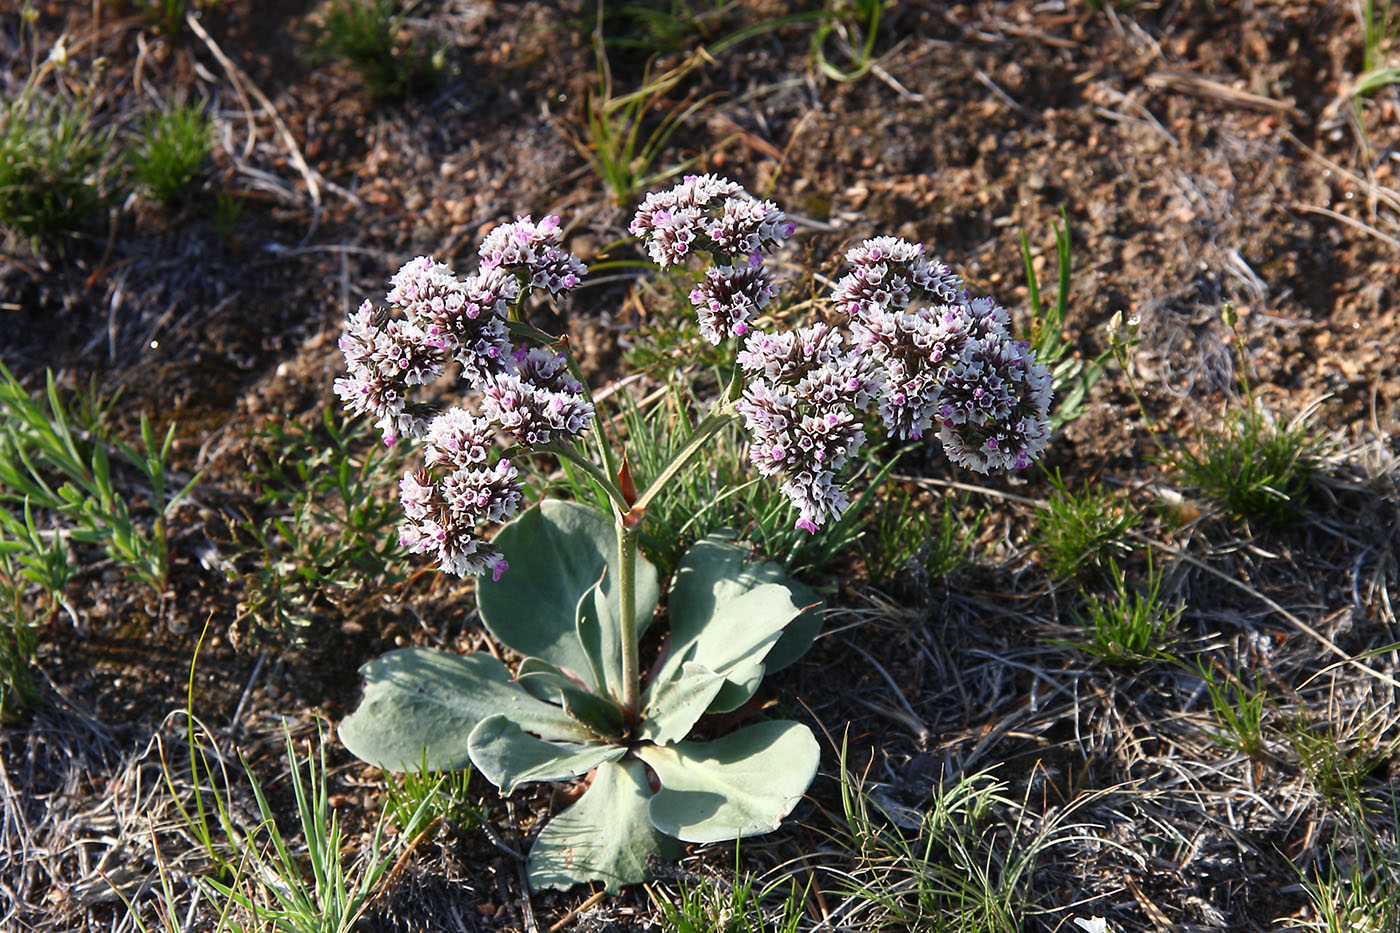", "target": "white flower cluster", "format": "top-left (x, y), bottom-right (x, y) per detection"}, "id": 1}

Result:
top-left (842, 237), bottom-right (1052, 473)
top-left (631, 174), bottom-right (795, 344)
top-left (735, 324), bottom-right (878, 532)
top-left (335, 218), bottom-right (594, 577)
